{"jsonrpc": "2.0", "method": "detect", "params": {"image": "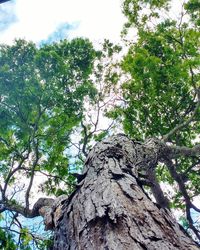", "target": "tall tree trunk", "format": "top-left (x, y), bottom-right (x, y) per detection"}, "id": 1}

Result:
top-left (52, 134), bottom-right (198, 249)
